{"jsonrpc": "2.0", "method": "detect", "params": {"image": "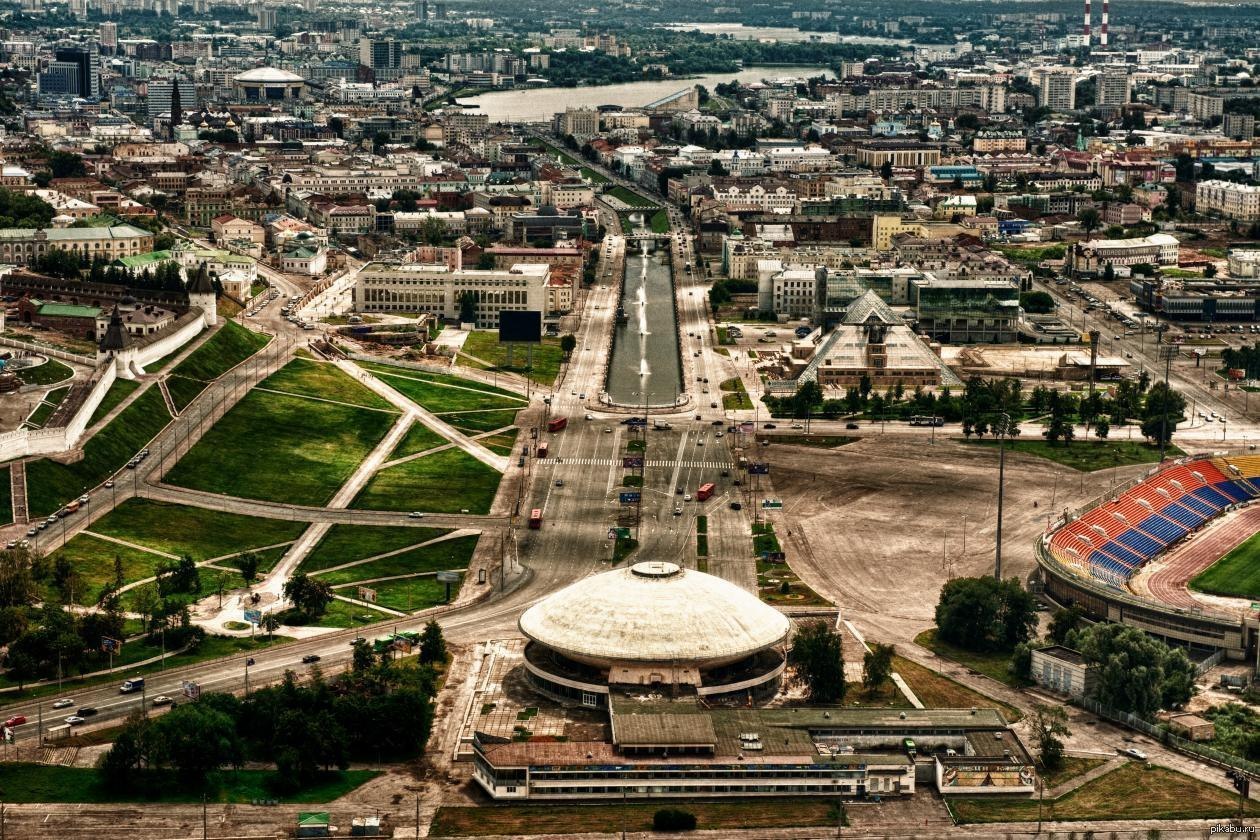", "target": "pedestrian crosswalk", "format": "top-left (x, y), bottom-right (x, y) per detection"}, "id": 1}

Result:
top-left (540, 457), bottom-right (733, 470)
